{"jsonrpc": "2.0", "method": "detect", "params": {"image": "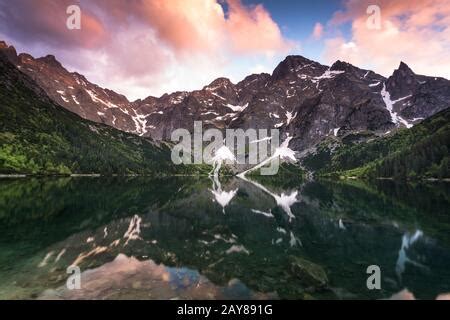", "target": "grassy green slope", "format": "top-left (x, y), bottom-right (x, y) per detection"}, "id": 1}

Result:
top-left (303, 108), bottom-right (450, 180)
top-left (0, 55), bottom-right (207, 175)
